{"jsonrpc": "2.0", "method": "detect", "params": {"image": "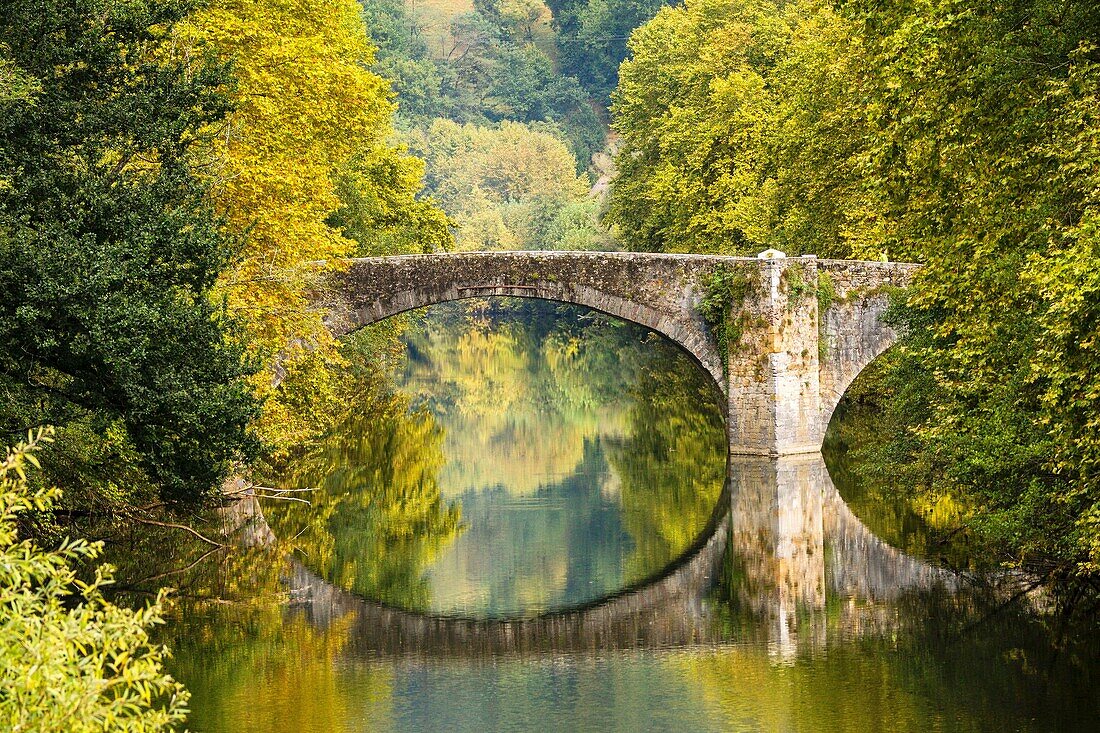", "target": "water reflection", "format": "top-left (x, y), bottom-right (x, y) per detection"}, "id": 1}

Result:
top-left (721, 454), bottom-right (956, 659)
top-left (266, 393), bottom-right (460, 610)
top-left (249, 452), bottom-right (950, 659)
top-left (269, 300), bottom-right (728, 617)
top-left (163, 449), bottom-right (1098, 732)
